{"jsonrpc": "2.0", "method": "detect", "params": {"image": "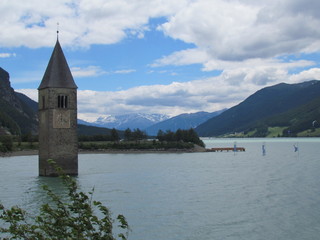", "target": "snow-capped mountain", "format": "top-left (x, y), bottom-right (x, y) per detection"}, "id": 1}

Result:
top-left (145, 110), bottom-right (226, 136)
top-left (86, 113), bottom-right (170, 130)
